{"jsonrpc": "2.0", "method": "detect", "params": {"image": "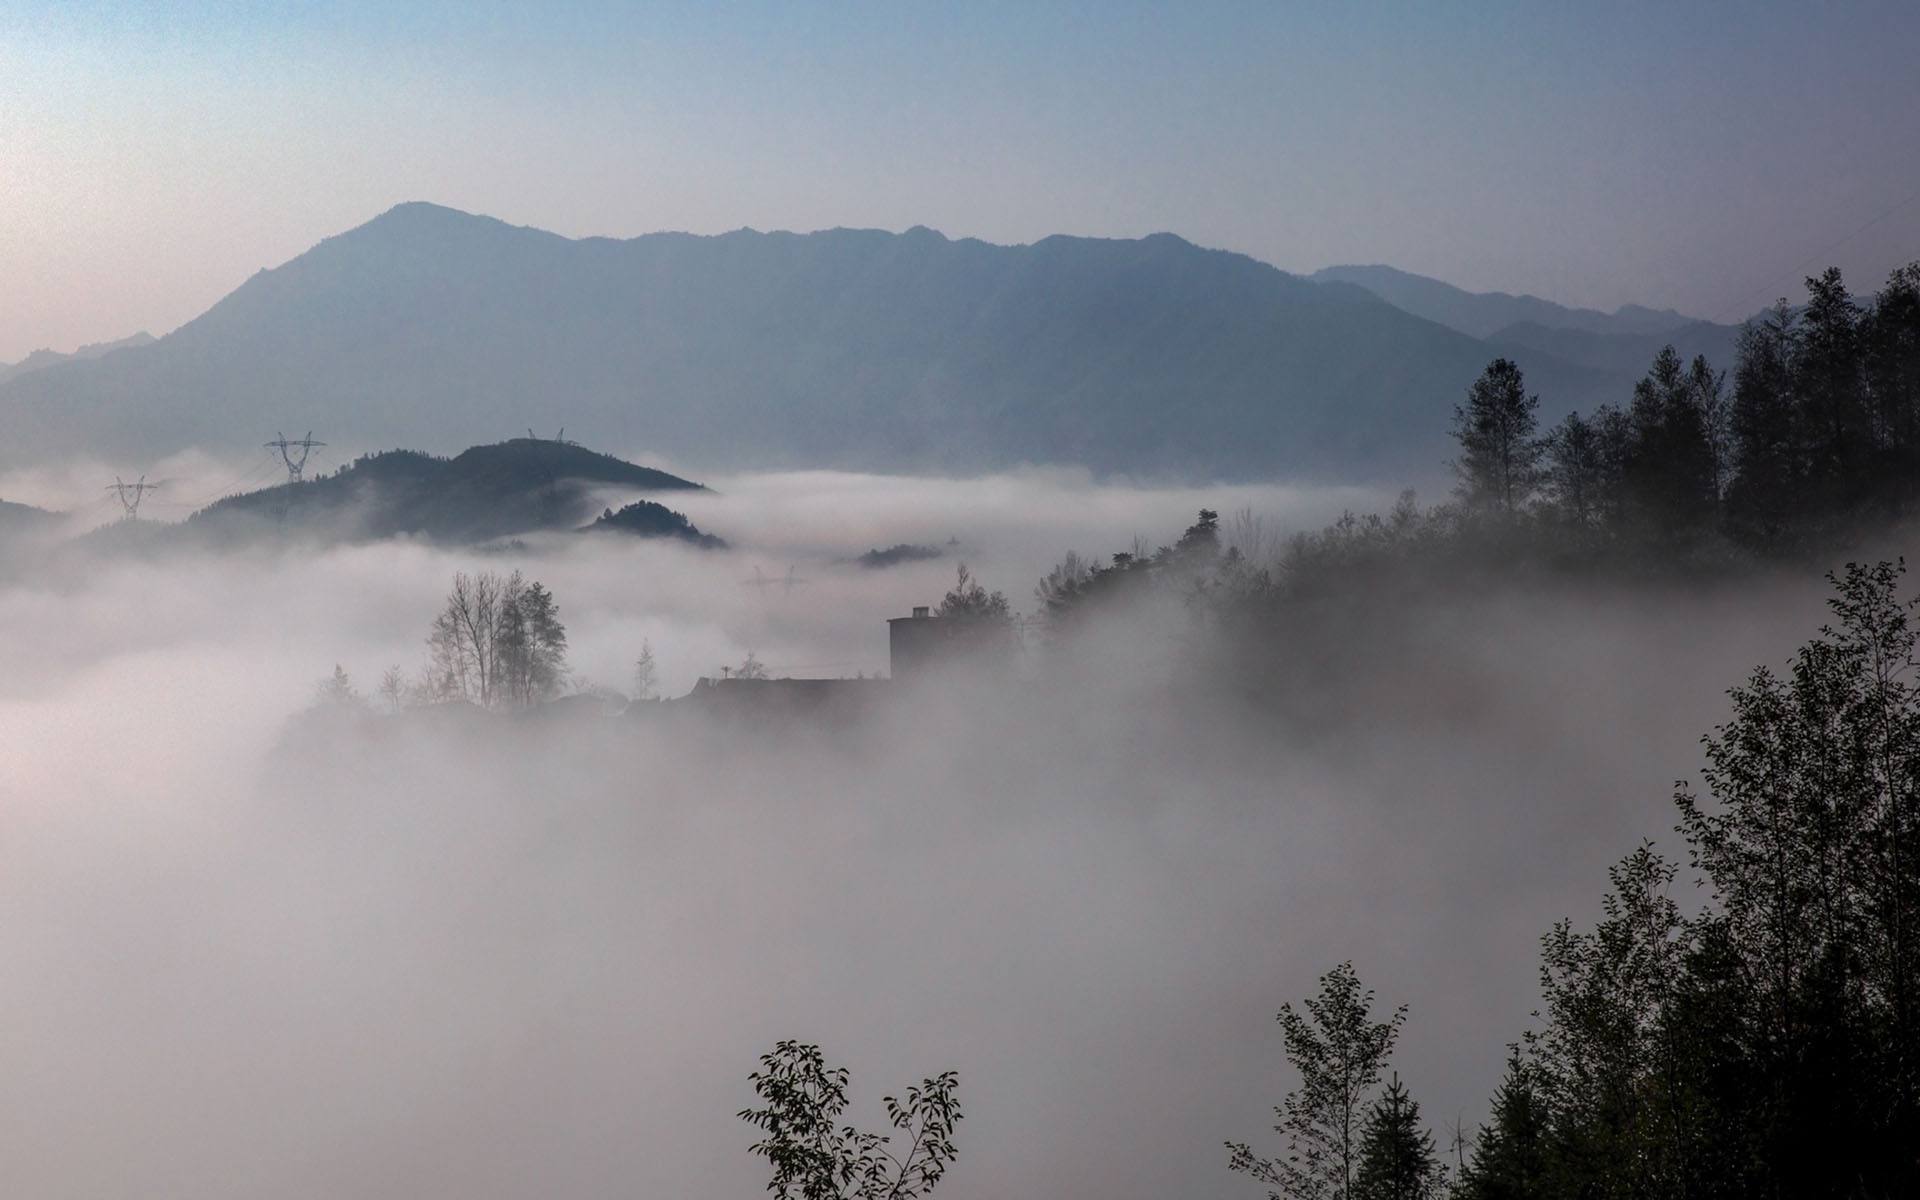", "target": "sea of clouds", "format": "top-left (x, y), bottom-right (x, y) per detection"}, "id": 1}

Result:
top-left (0, 454), bottom-right (1849, 1199)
